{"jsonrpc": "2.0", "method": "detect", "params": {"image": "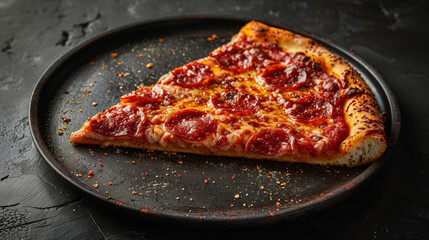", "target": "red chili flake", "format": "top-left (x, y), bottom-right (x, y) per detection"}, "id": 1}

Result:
top-left (88, 170), bottom-right (94, 175)
top-left (132, 191), bottom-right (137, 195)
top-left (138, 159), bottom-right (142, 162)
top-left (157, 53), bottom-right (162, 57)
top-left (231, 176), bottom-right (236, 179)
top-left (158, 38), bottom-right (164, 43)
top-left (178, 160), bottom-right (183, 164)
top-left (116, 72), bottom-right (125, 77)
top-left (167, 48), bottom-right (172, 52)
top-left (208, 34), bottom-right (218, 41)
top-left (104, 153), bottom-right (108, 156)
top-left (57, 129), bottom-right (63, 135)
top-left (189, 197), bottom-right (193, 201)
top-left (62, 117), bottom-right (71, 122)
top-left (177, 174), bottom-right (181, 178)
top-left (87, 175), bottom-right (92, 179)
top-left (109, 81), bottom-right (113, 84)
top-left (98, 159), bottom-right (101, 162)
top-left (204, 179), bottom-right (208, 184)
top-left (207, 34), bottom-right (217, 41)
top-left (146, 63), bottom-right (153, 68)
top-left (137, 54), bottom-right (143, 58)
top-left (99, 163), bottom-right (103, 167)
top-left (145, 172), bottom-right (149, 176)
top-left (276, 202), bottom-right (281, 206)
top-left (89, 83), bottom-right (94, 87)
top-left (84, 90), bottom-right (91, 94)
top-left (268, 212), bottom-right (274, 217)
top-left (93, 184), bottom-right (98, 188)
top-left (110, 53), bottom-right (118, 57)
top-left (131, 161), bottom-right (136, 164)
top-left (108, 181), bottom-right (112, 185)
top-left (63, 90), bottom-right (69, 94)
